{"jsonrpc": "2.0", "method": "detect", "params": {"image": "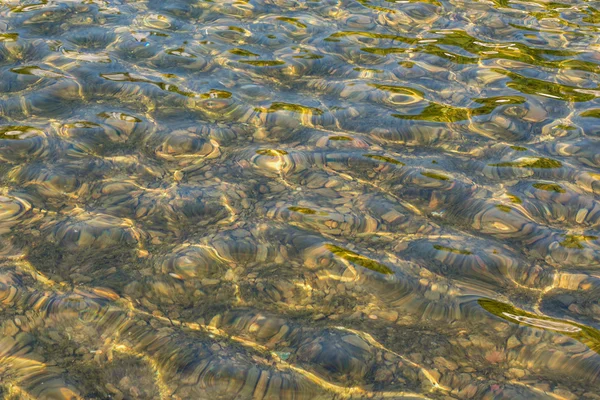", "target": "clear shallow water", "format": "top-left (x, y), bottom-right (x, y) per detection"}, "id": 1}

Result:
top-left (1, 0), bottom-right (600, 398)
